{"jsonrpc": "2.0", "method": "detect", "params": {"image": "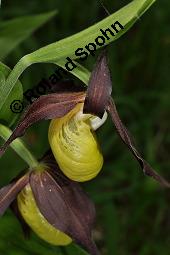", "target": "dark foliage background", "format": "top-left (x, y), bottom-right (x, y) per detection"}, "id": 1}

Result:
top-left (0, 0), bottom-right (170, 254)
